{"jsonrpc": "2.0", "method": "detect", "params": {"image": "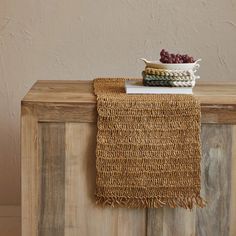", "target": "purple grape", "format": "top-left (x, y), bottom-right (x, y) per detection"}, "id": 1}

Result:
top-left (159, 49), bottom-right (195, 63)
